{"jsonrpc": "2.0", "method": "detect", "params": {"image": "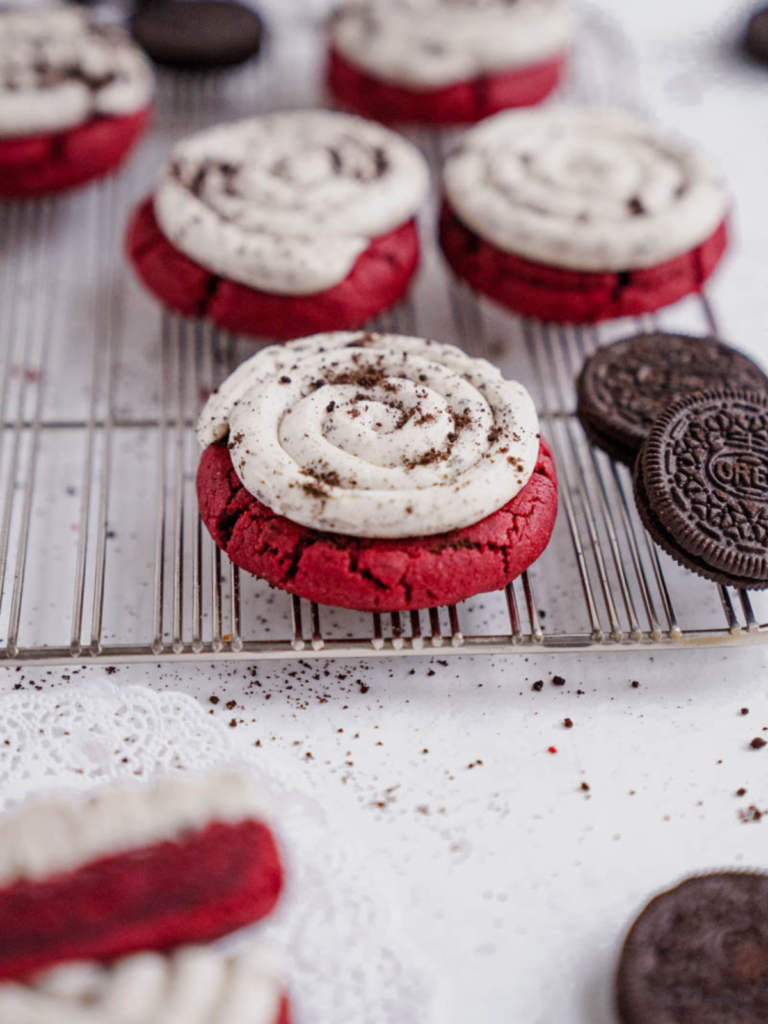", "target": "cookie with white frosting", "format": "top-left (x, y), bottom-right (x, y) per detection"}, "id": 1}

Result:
top-left (127, 110), bottom-right (429, 339)
top-left (0, 8), bottom-right (153, 197)
top-left (0, 945), bottom-right (291, 1024)
top-left (196, 330), bottom-right (558, 611)
top-left (327, 0), bottom-right (573, 124)
top-left (0, 771), bottom-right (283, 982)
top-left (440, 107), bottom-right (730, 323)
